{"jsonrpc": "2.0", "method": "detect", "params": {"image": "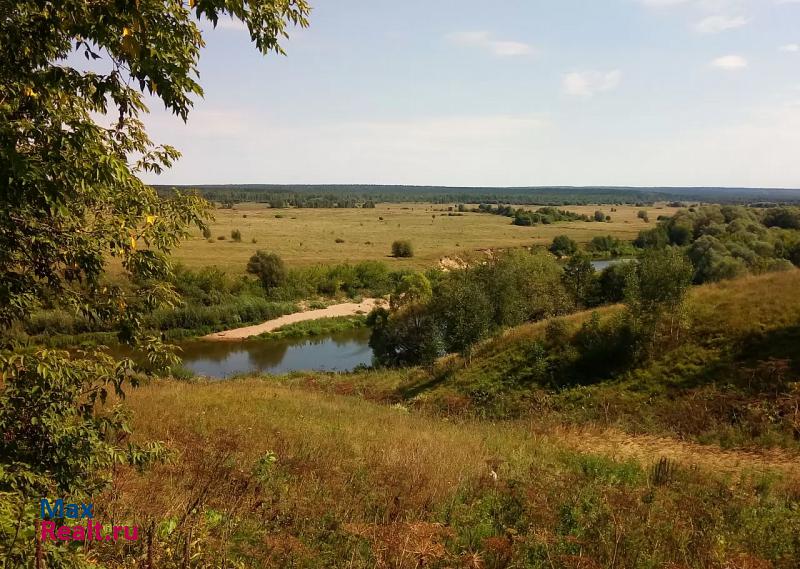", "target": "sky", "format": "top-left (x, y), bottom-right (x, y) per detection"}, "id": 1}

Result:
top-left (136, 0), bottom-right (800, 188)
